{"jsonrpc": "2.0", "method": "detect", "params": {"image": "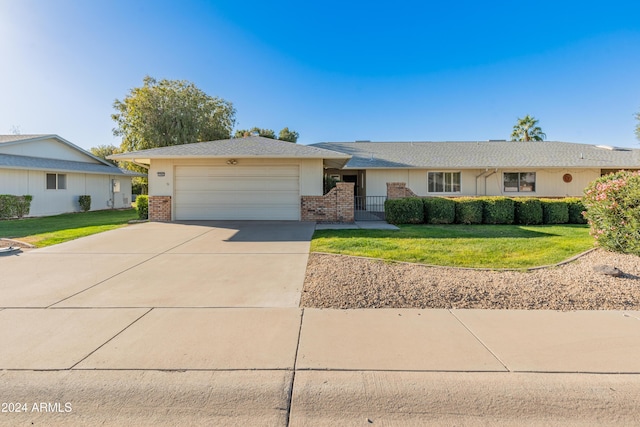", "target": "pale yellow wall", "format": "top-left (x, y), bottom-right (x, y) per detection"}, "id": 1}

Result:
top-left (0, 138), bottom-right (100, 163)
top-left (365, 168), bottom-right (602, 198)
